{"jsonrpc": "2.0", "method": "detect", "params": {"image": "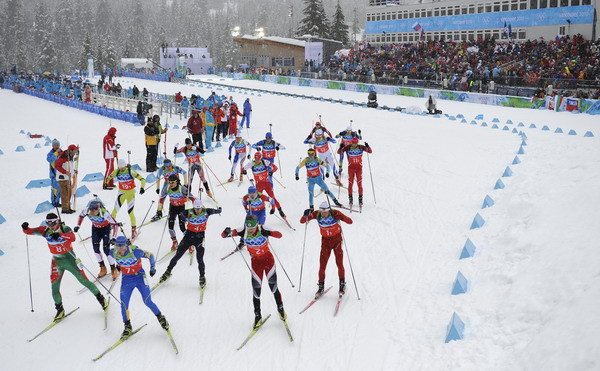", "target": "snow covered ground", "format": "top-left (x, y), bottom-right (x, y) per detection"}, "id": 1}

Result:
top-left (0, 78), bottom-right (598, 371)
